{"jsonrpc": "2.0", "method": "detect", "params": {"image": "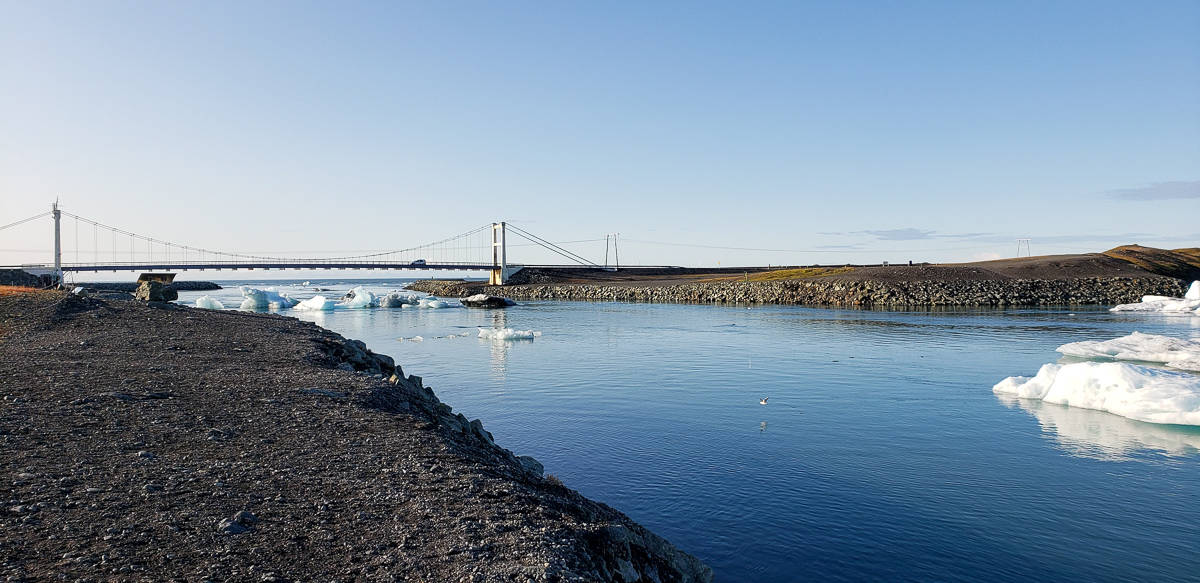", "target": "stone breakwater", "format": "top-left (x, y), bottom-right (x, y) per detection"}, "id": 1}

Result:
top-left (409, 277), bottom-right (1187, 307)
